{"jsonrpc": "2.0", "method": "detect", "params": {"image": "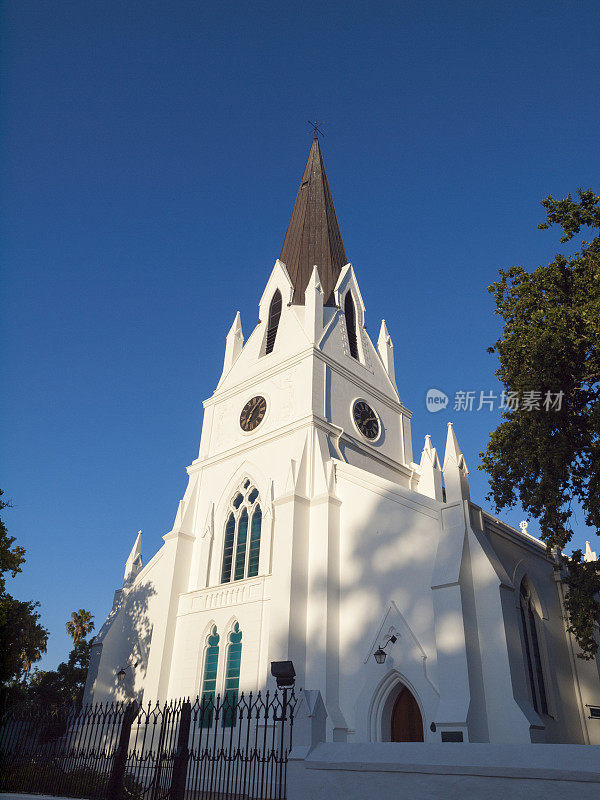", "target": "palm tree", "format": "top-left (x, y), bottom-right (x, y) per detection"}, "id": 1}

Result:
top-left (20, 646), bottom-right (43, 683)
top-left (65, 609), bottom-right (95, 647)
